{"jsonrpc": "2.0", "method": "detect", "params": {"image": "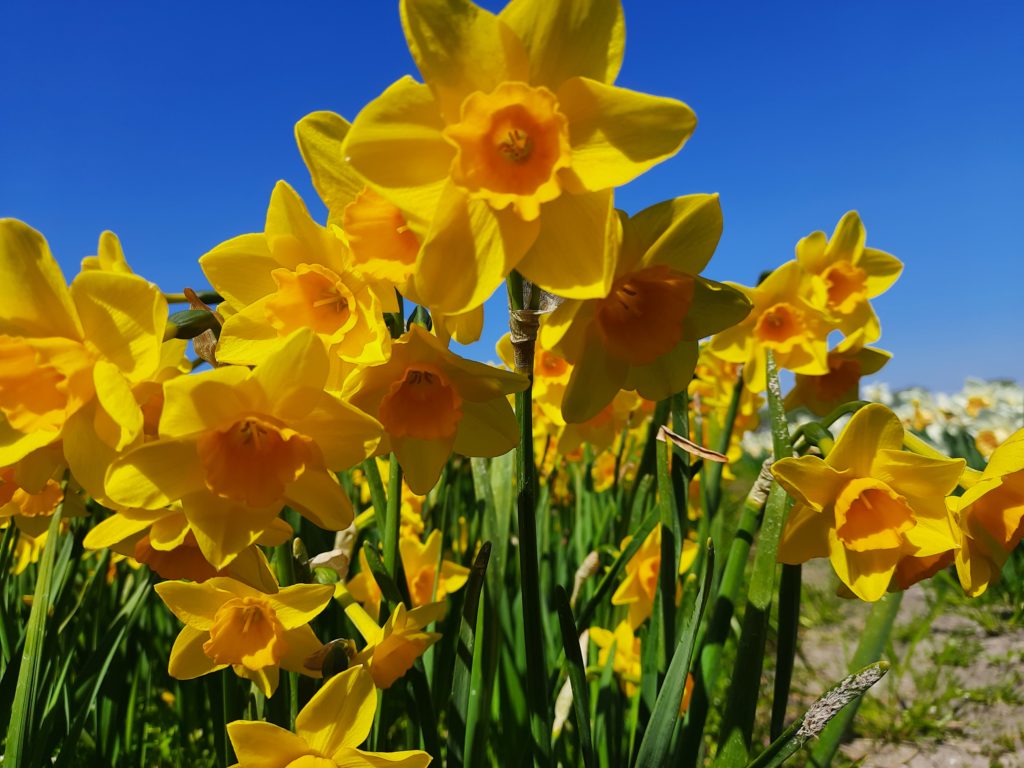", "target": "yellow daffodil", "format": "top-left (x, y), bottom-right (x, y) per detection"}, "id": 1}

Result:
top-left (773, 404), bottom-right (964, 601)
top-left (400, 529), bottom-right (470, 606)
top-left (200, 181), bottom-right (391, 379)
top-left (541, 194), bottom-right (751, 422)
top-left (344, 325), bottom-right (527, 494)
top-left (611, 523), bottom-right (696, 628)
top-left (296, 110), bottom-right (484, 346)
top-left (344, 0), bottom-right (697, 314)
top-left (1, 520), bottom-right (47, 575)
top-left (0, 219), bottom-right (170, 500)
top-left (590, 620), bottom-right (641, 696)
top-left (557, 389), bottom-right (641, 457)
top-left (226, 665), bottom-right (431, 767)
top-left (0, 450), bottom-right (67, 536)
top-left (84, 505), bottom-right (284, 589)
top-left (784, 345), bottom-right (891, 416)
top-left (105, 330), bottom-right (381, 569)
top-left (155, 576), bottom-right (333, 697)
top-left (709, 260), bottom-right (833, 393)
top-left (795, 211), bottom-right (902, 348)
top-left (348, 599), bottom-right (446, 689)
top-left (950, 428), bottom-right (1024, 596)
